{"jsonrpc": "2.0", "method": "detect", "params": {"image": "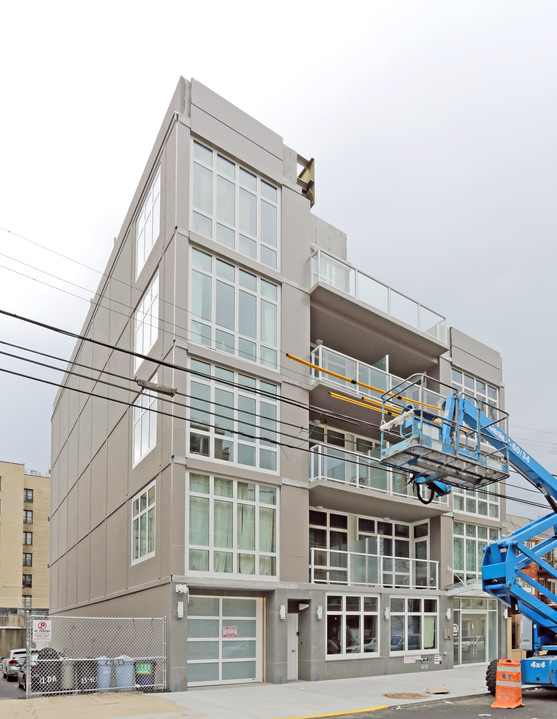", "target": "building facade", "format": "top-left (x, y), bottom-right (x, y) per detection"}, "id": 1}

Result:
top-left (0, 460), bottom-right (50, 654)
top-left (50, 78), bottom-right (507, 690)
